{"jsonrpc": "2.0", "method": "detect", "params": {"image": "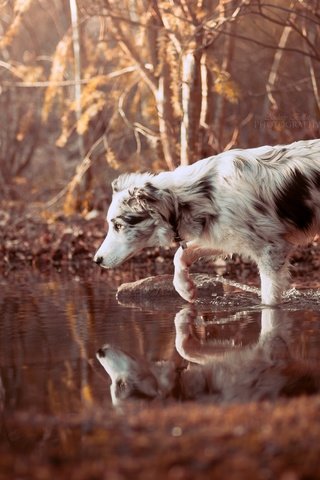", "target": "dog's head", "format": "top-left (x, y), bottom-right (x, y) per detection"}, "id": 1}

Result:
top-left (96, 344), bottom-right (176, 405)
top-left (94, 174), bottom-right (177, 268)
